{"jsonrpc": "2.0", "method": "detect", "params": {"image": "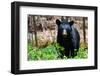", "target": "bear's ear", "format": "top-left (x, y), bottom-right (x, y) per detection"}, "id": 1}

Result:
top-left (69, 21), bottom-right (74, 26)
top-left (56, 19), bottom-right (61, 26)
